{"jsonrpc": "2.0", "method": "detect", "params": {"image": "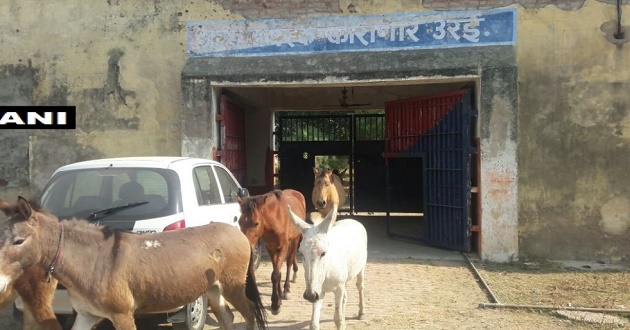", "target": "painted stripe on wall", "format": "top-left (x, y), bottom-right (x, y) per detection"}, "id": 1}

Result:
top-left (187, 8), bottom-right (517, 57)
